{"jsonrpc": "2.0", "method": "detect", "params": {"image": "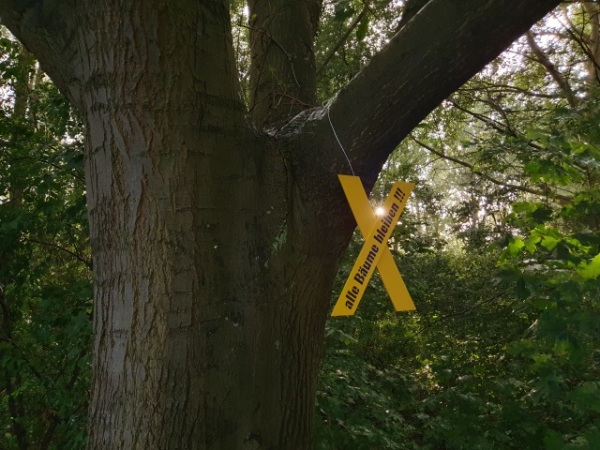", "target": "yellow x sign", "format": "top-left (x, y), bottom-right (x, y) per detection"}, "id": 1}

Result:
top-left (332, 175), bottom-right (415, 317)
